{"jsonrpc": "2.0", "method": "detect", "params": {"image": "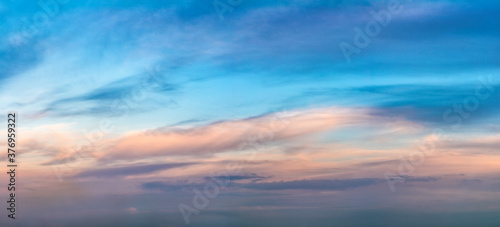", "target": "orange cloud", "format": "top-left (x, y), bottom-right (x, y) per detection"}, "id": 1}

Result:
top-left (101, 107), bottom-right (420, 161)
